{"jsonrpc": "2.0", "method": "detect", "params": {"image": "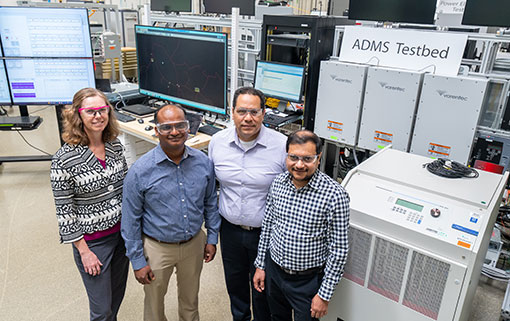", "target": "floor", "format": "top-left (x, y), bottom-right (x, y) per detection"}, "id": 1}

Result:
top-left (0, 106), bottom-right (507, 321)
